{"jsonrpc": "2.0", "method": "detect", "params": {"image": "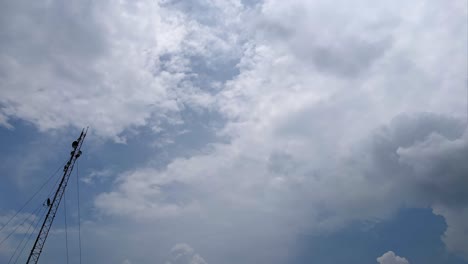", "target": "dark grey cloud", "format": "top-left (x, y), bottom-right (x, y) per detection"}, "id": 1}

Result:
top-left (348, 113), bottom-right (468, 258)
top-left (360, 113), bottom-right (467, 207)
top-left (256, 0), bottom-right (398, 78)
top-left (306, 38), bottom-right (392, 77)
